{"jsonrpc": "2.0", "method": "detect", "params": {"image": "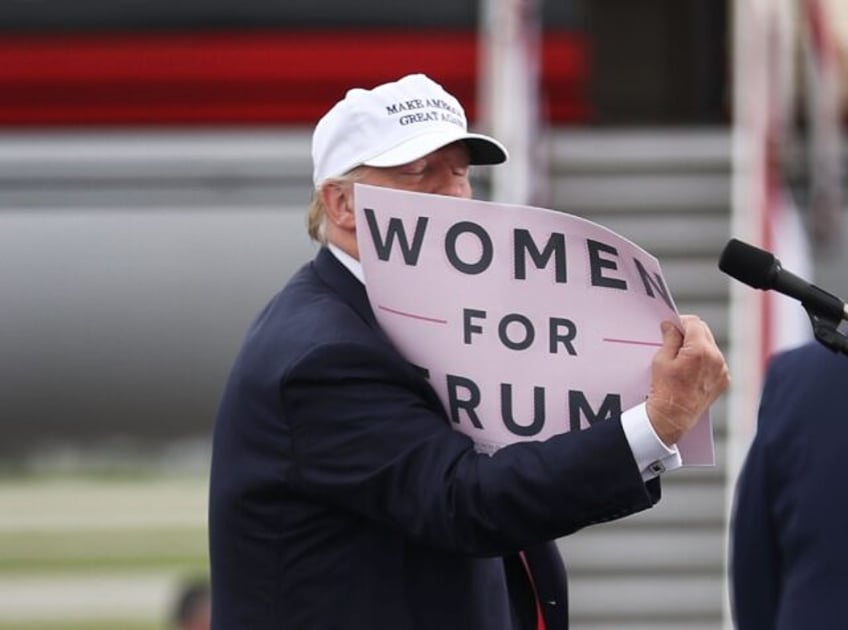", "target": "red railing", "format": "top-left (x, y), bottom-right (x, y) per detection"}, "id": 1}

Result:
top-left (0, 29), bottom-right (588, 126)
